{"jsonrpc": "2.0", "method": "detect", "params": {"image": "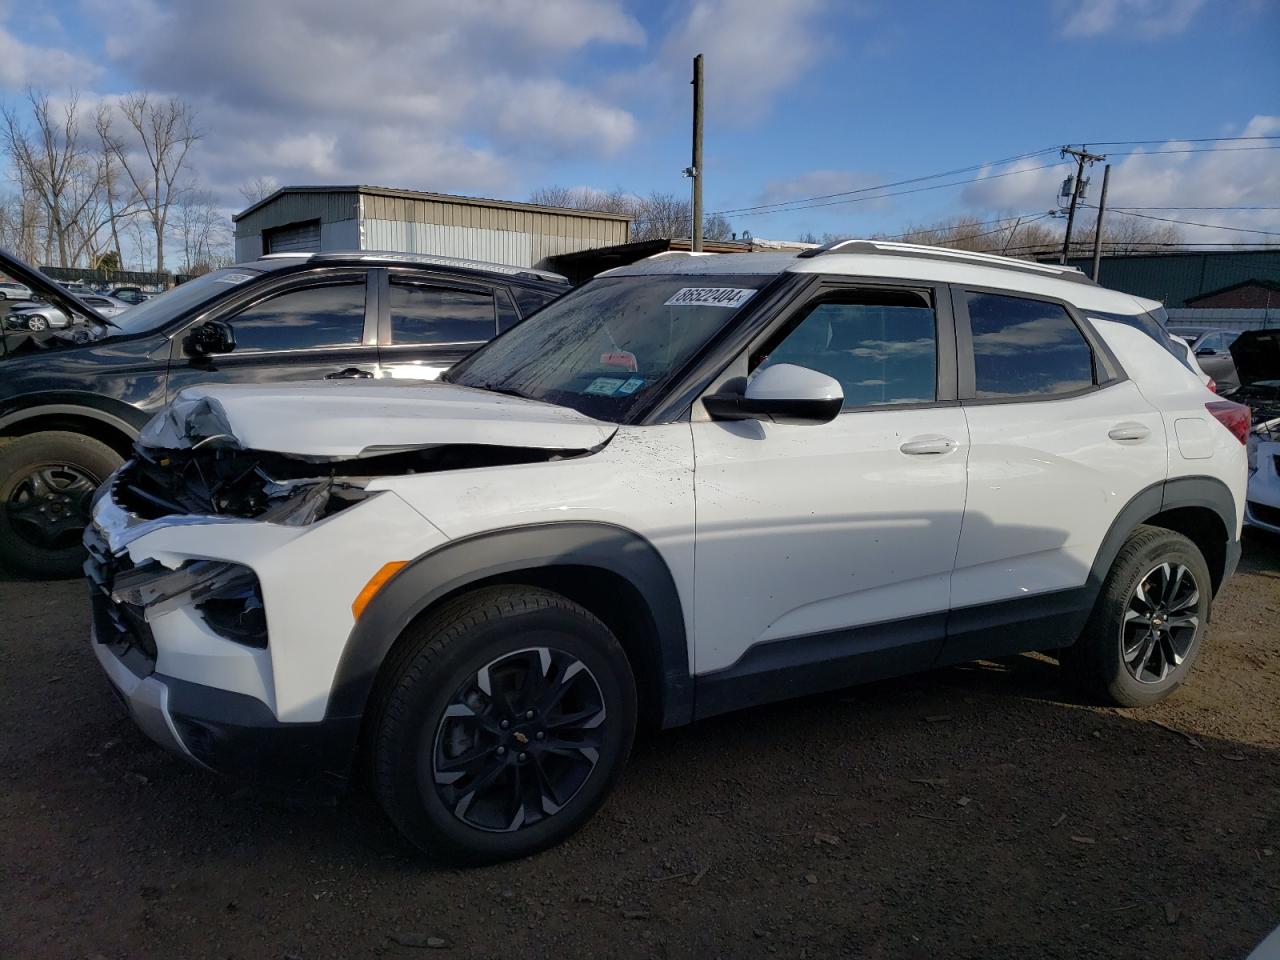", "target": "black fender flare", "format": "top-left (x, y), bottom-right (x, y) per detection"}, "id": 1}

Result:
top-left (325, 521), bottom-right (693, 728)
top-left (1088, 475), bottom-right (1238, 595)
